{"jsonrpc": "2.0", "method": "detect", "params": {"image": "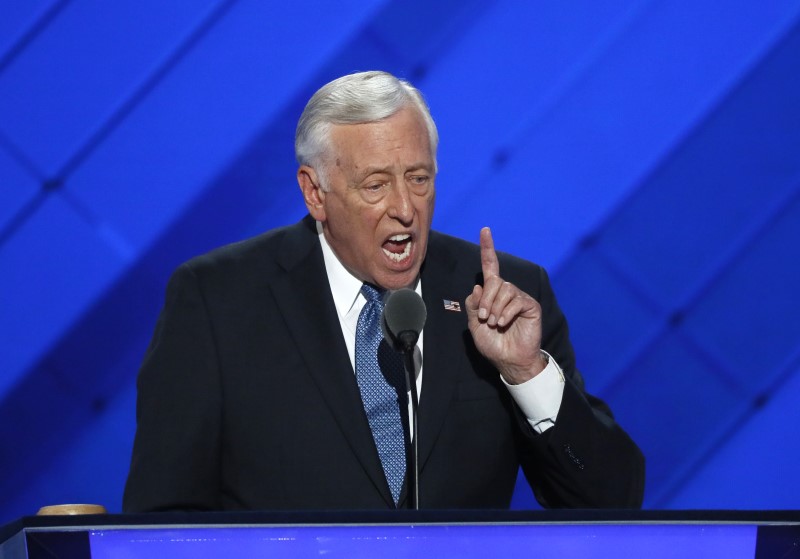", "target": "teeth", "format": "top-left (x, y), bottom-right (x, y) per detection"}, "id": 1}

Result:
top-left (389, 234), bottom-right (410, 241)
top-left (383, 239), bottom-right (412, 262)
